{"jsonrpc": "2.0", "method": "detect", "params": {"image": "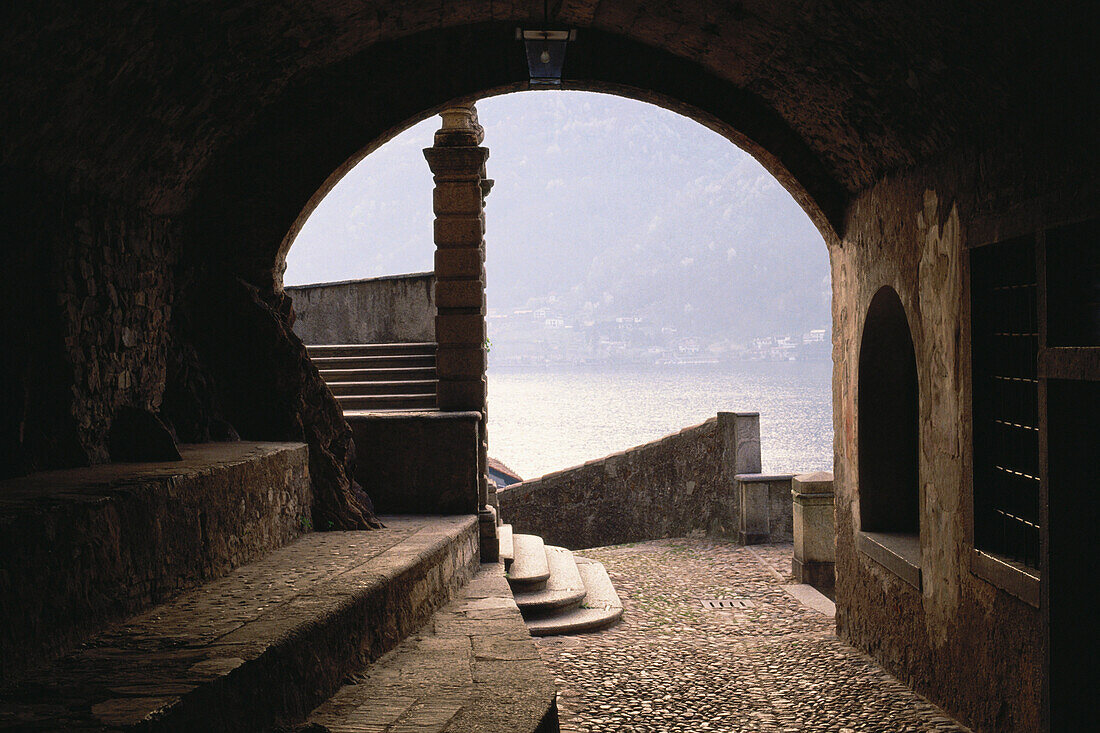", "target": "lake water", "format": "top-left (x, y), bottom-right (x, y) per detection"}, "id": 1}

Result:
top-left (486, 361), bottom-right (834, 480)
